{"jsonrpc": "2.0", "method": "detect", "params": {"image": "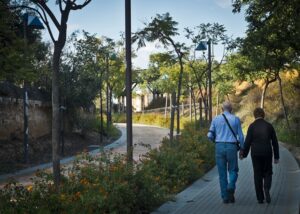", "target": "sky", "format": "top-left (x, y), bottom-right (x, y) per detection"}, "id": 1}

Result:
top-left (44, 0), bottom-right (247, 69)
